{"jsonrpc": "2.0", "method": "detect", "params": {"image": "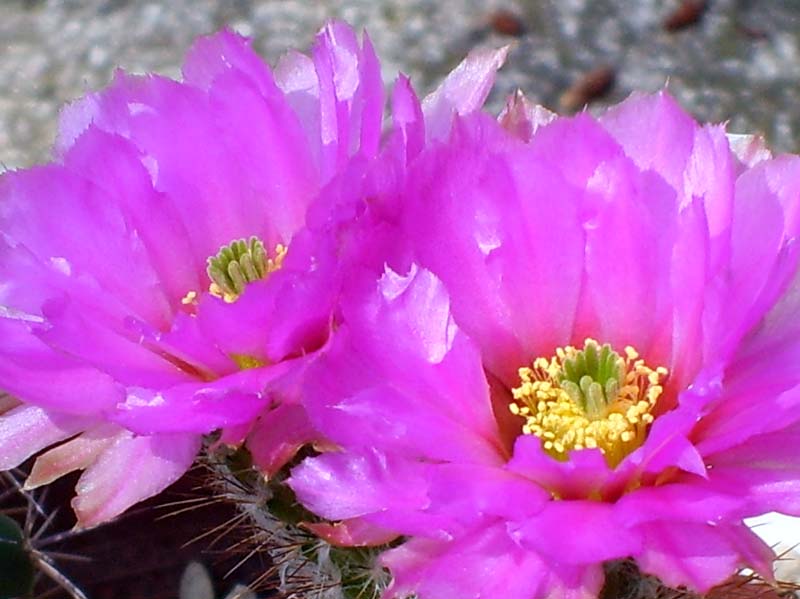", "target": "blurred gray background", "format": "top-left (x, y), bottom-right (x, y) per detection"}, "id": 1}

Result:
top-left (1, 0), bottom-right (799, 167)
